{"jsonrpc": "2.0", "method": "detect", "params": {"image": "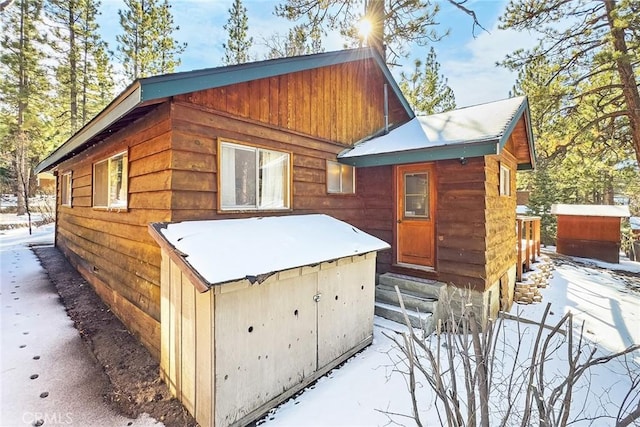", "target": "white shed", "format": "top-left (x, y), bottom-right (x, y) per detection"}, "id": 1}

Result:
top-left (149, 214), bottom-right (389, 427)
